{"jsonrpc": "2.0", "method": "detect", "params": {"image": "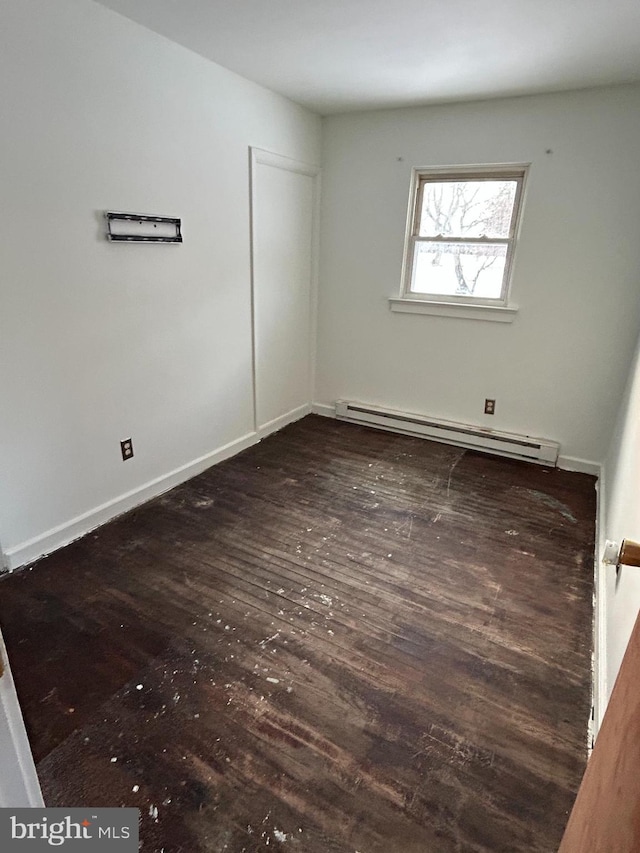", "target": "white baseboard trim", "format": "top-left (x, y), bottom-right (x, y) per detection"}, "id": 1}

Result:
top-left (257, 403), bottom-right (311, 438)
top-left (5, 430), bottom-right (256, 571)
top-left (557, 455), bottom-right (602, 477)
top-left (592, 466), bottom-right (608, 739)
top-left (311, 402), bottom-right (335, 418)
top-left (5, 403), bottom-right (315, 572)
